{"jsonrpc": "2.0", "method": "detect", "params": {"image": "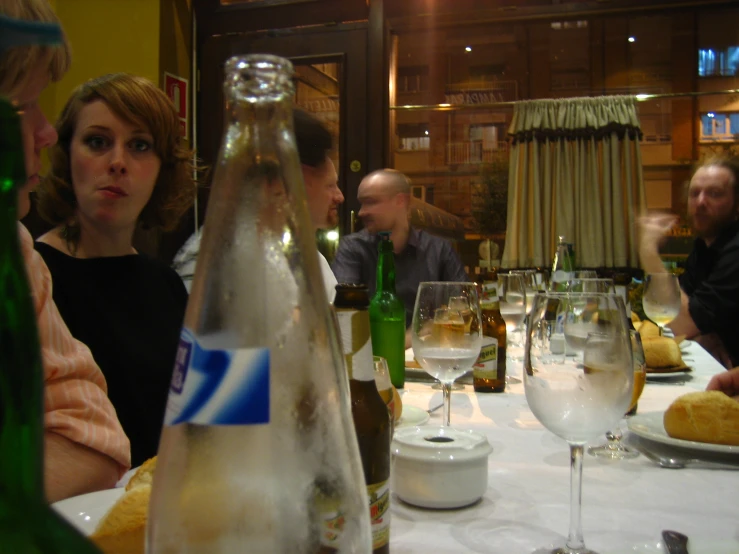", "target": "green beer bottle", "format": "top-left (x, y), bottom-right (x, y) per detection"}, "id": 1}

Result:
top-left (369, 232), bottom-right (405, 388)
top-left (0, 99), bottom-right (102, 552)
